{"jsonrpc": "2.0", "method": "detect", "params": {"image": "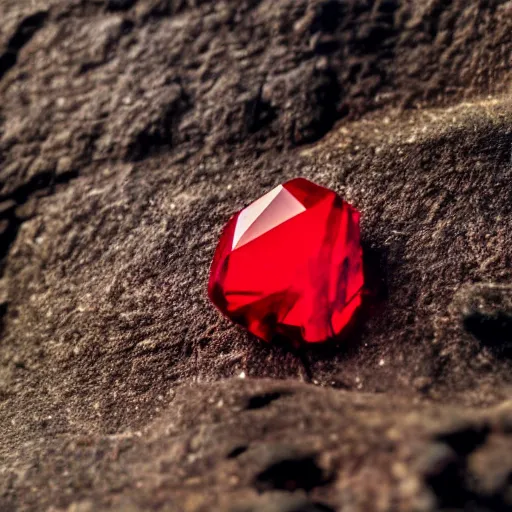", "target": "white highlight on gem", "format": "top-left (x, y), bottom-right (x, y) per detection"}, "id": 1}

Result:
top-left (232, 185), bottom-right (306, 249)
